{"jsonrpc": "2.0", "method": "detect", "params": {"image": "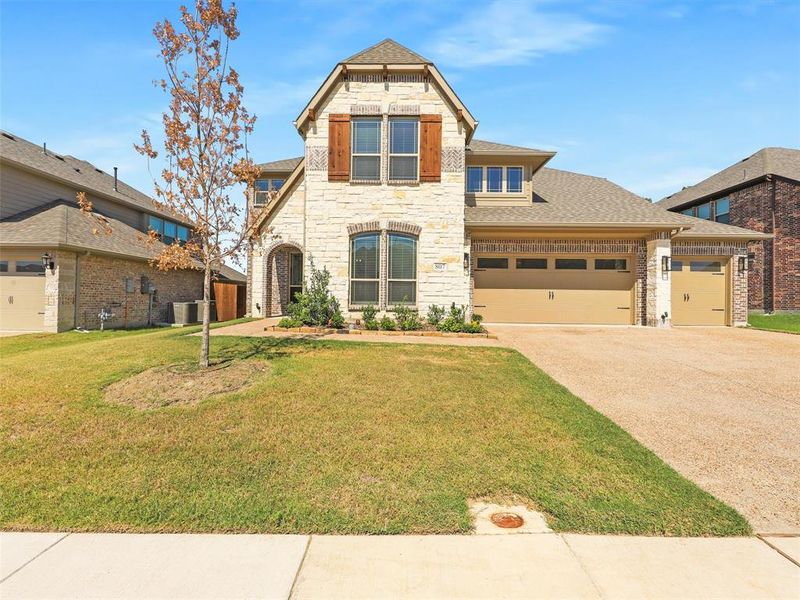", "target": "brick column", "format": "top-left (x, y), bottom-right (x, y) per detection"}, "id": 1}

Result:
top-left (646, 235), bottom-right (672, 327)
